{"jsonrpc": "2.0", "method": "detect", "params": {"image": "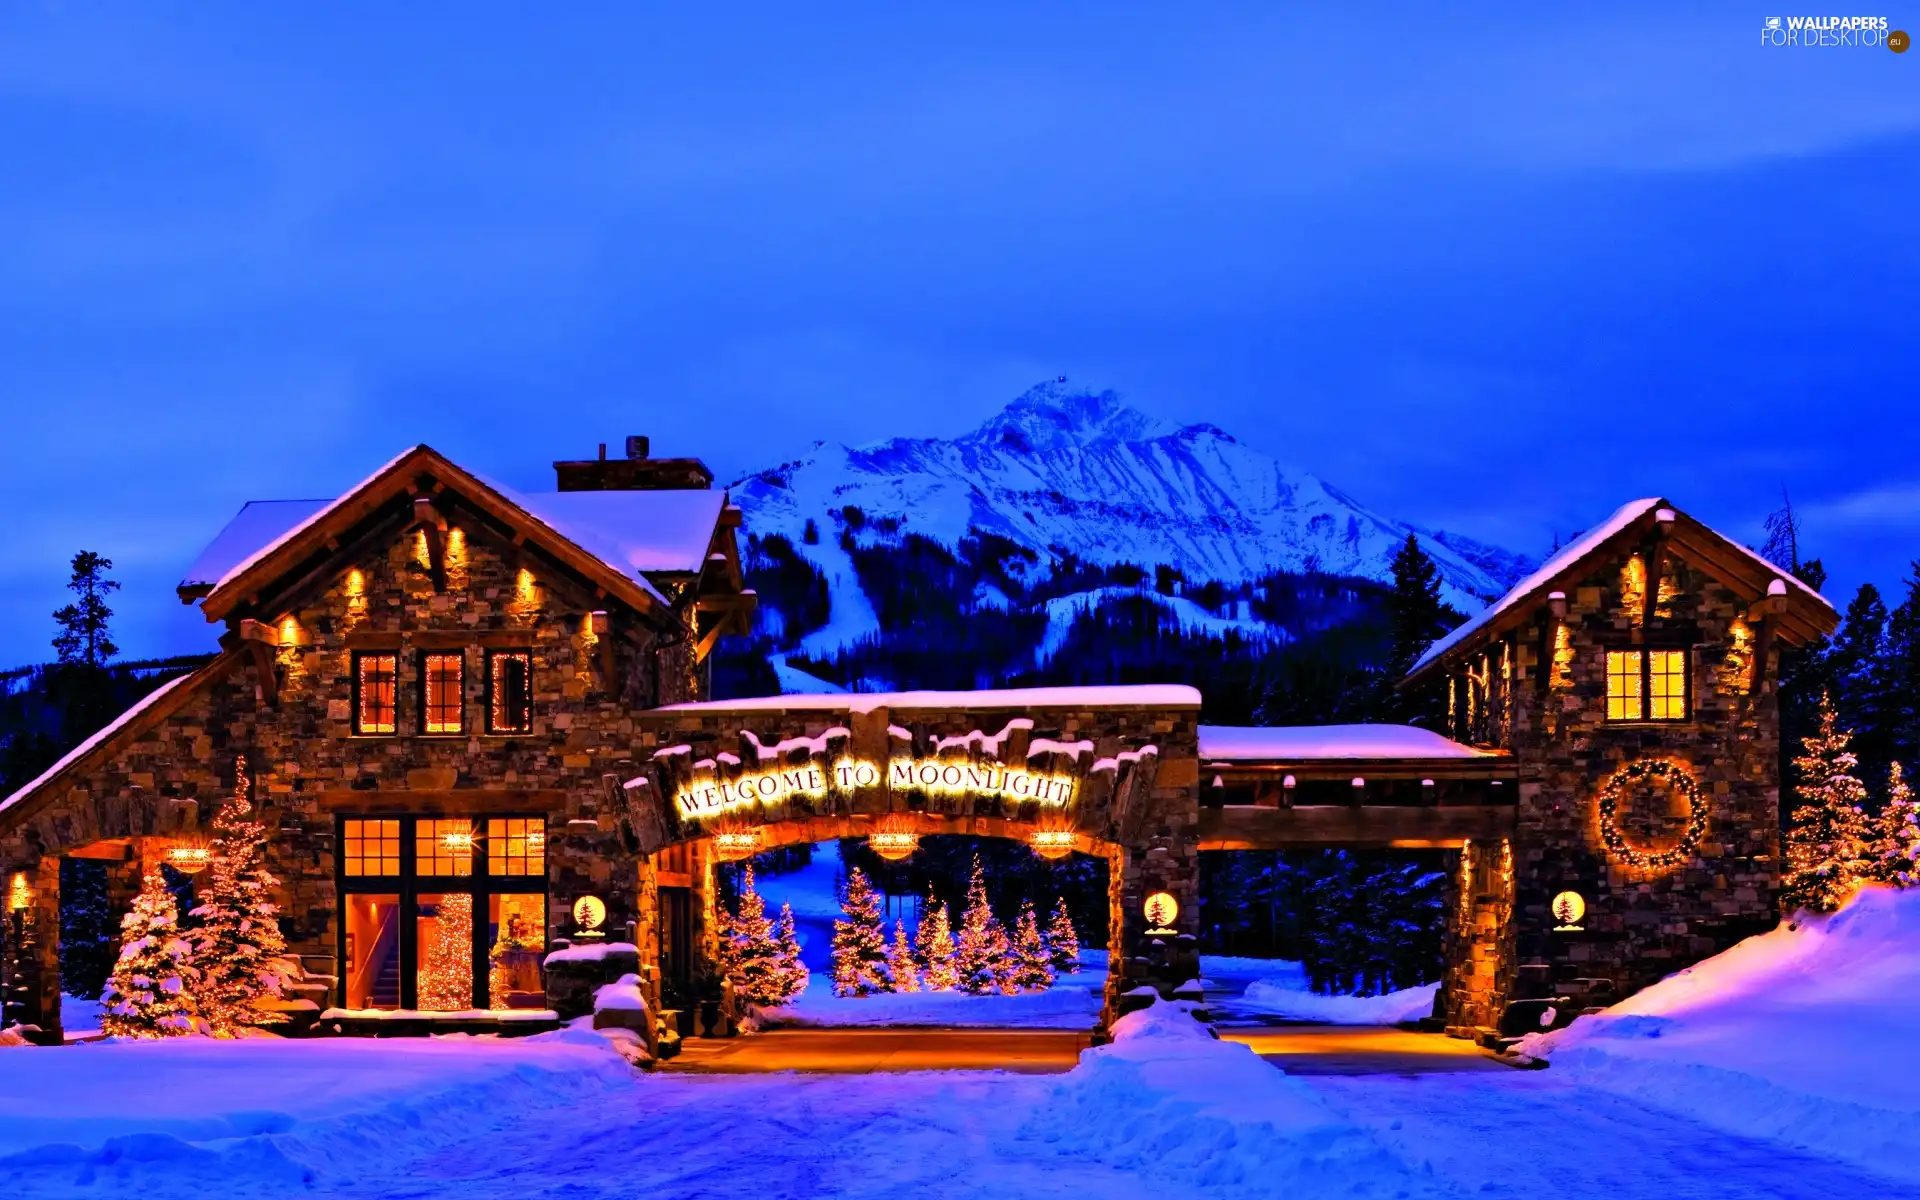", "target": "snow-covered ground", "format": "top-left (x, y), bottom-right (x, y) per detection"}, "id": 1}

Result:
top-left (1200, 955), bottom-right (1439, 1025)
top-left (760, 968), bottom-right (1103, 1028)
top-left (1517, 885), bottom-right (1920, 1184)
